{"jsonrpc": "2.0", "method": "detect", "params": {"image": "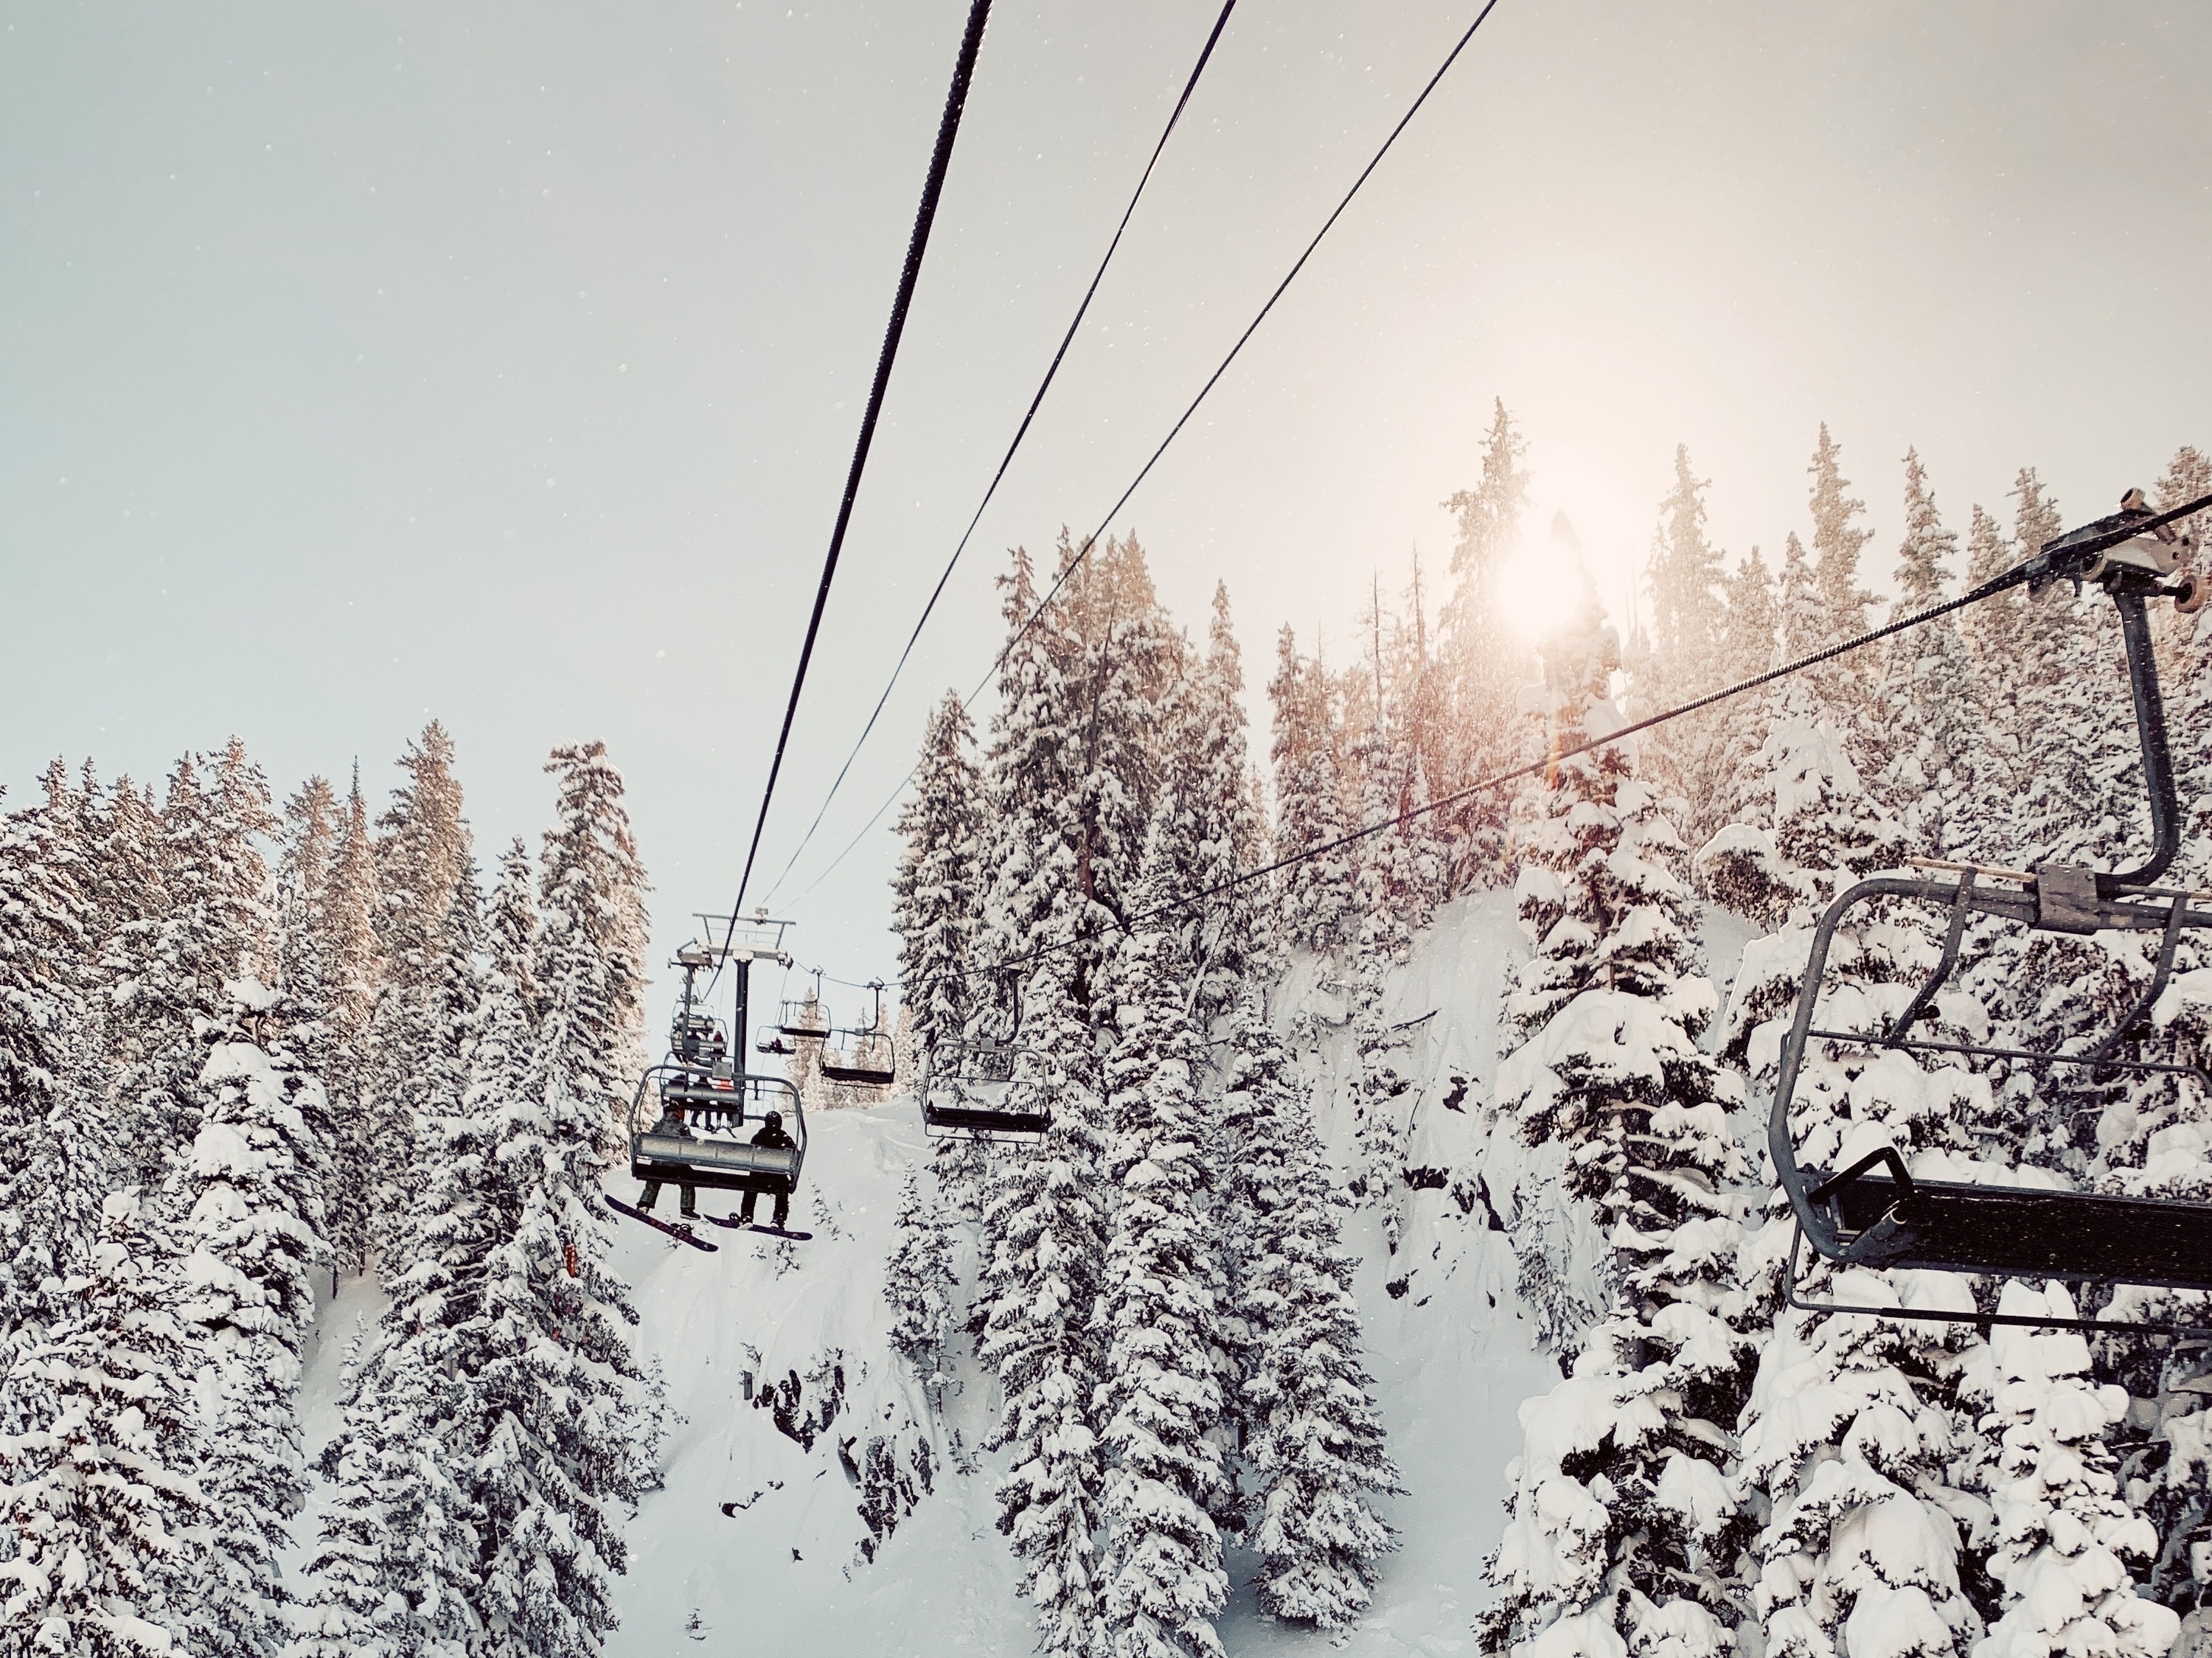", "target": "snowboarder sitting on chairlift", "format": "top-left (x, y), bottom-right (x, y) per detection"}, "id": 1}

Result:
top-left (637, 1100), bottom-right (700, 1222)
top-left (740, 1110), bottom-right (796, 1230)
